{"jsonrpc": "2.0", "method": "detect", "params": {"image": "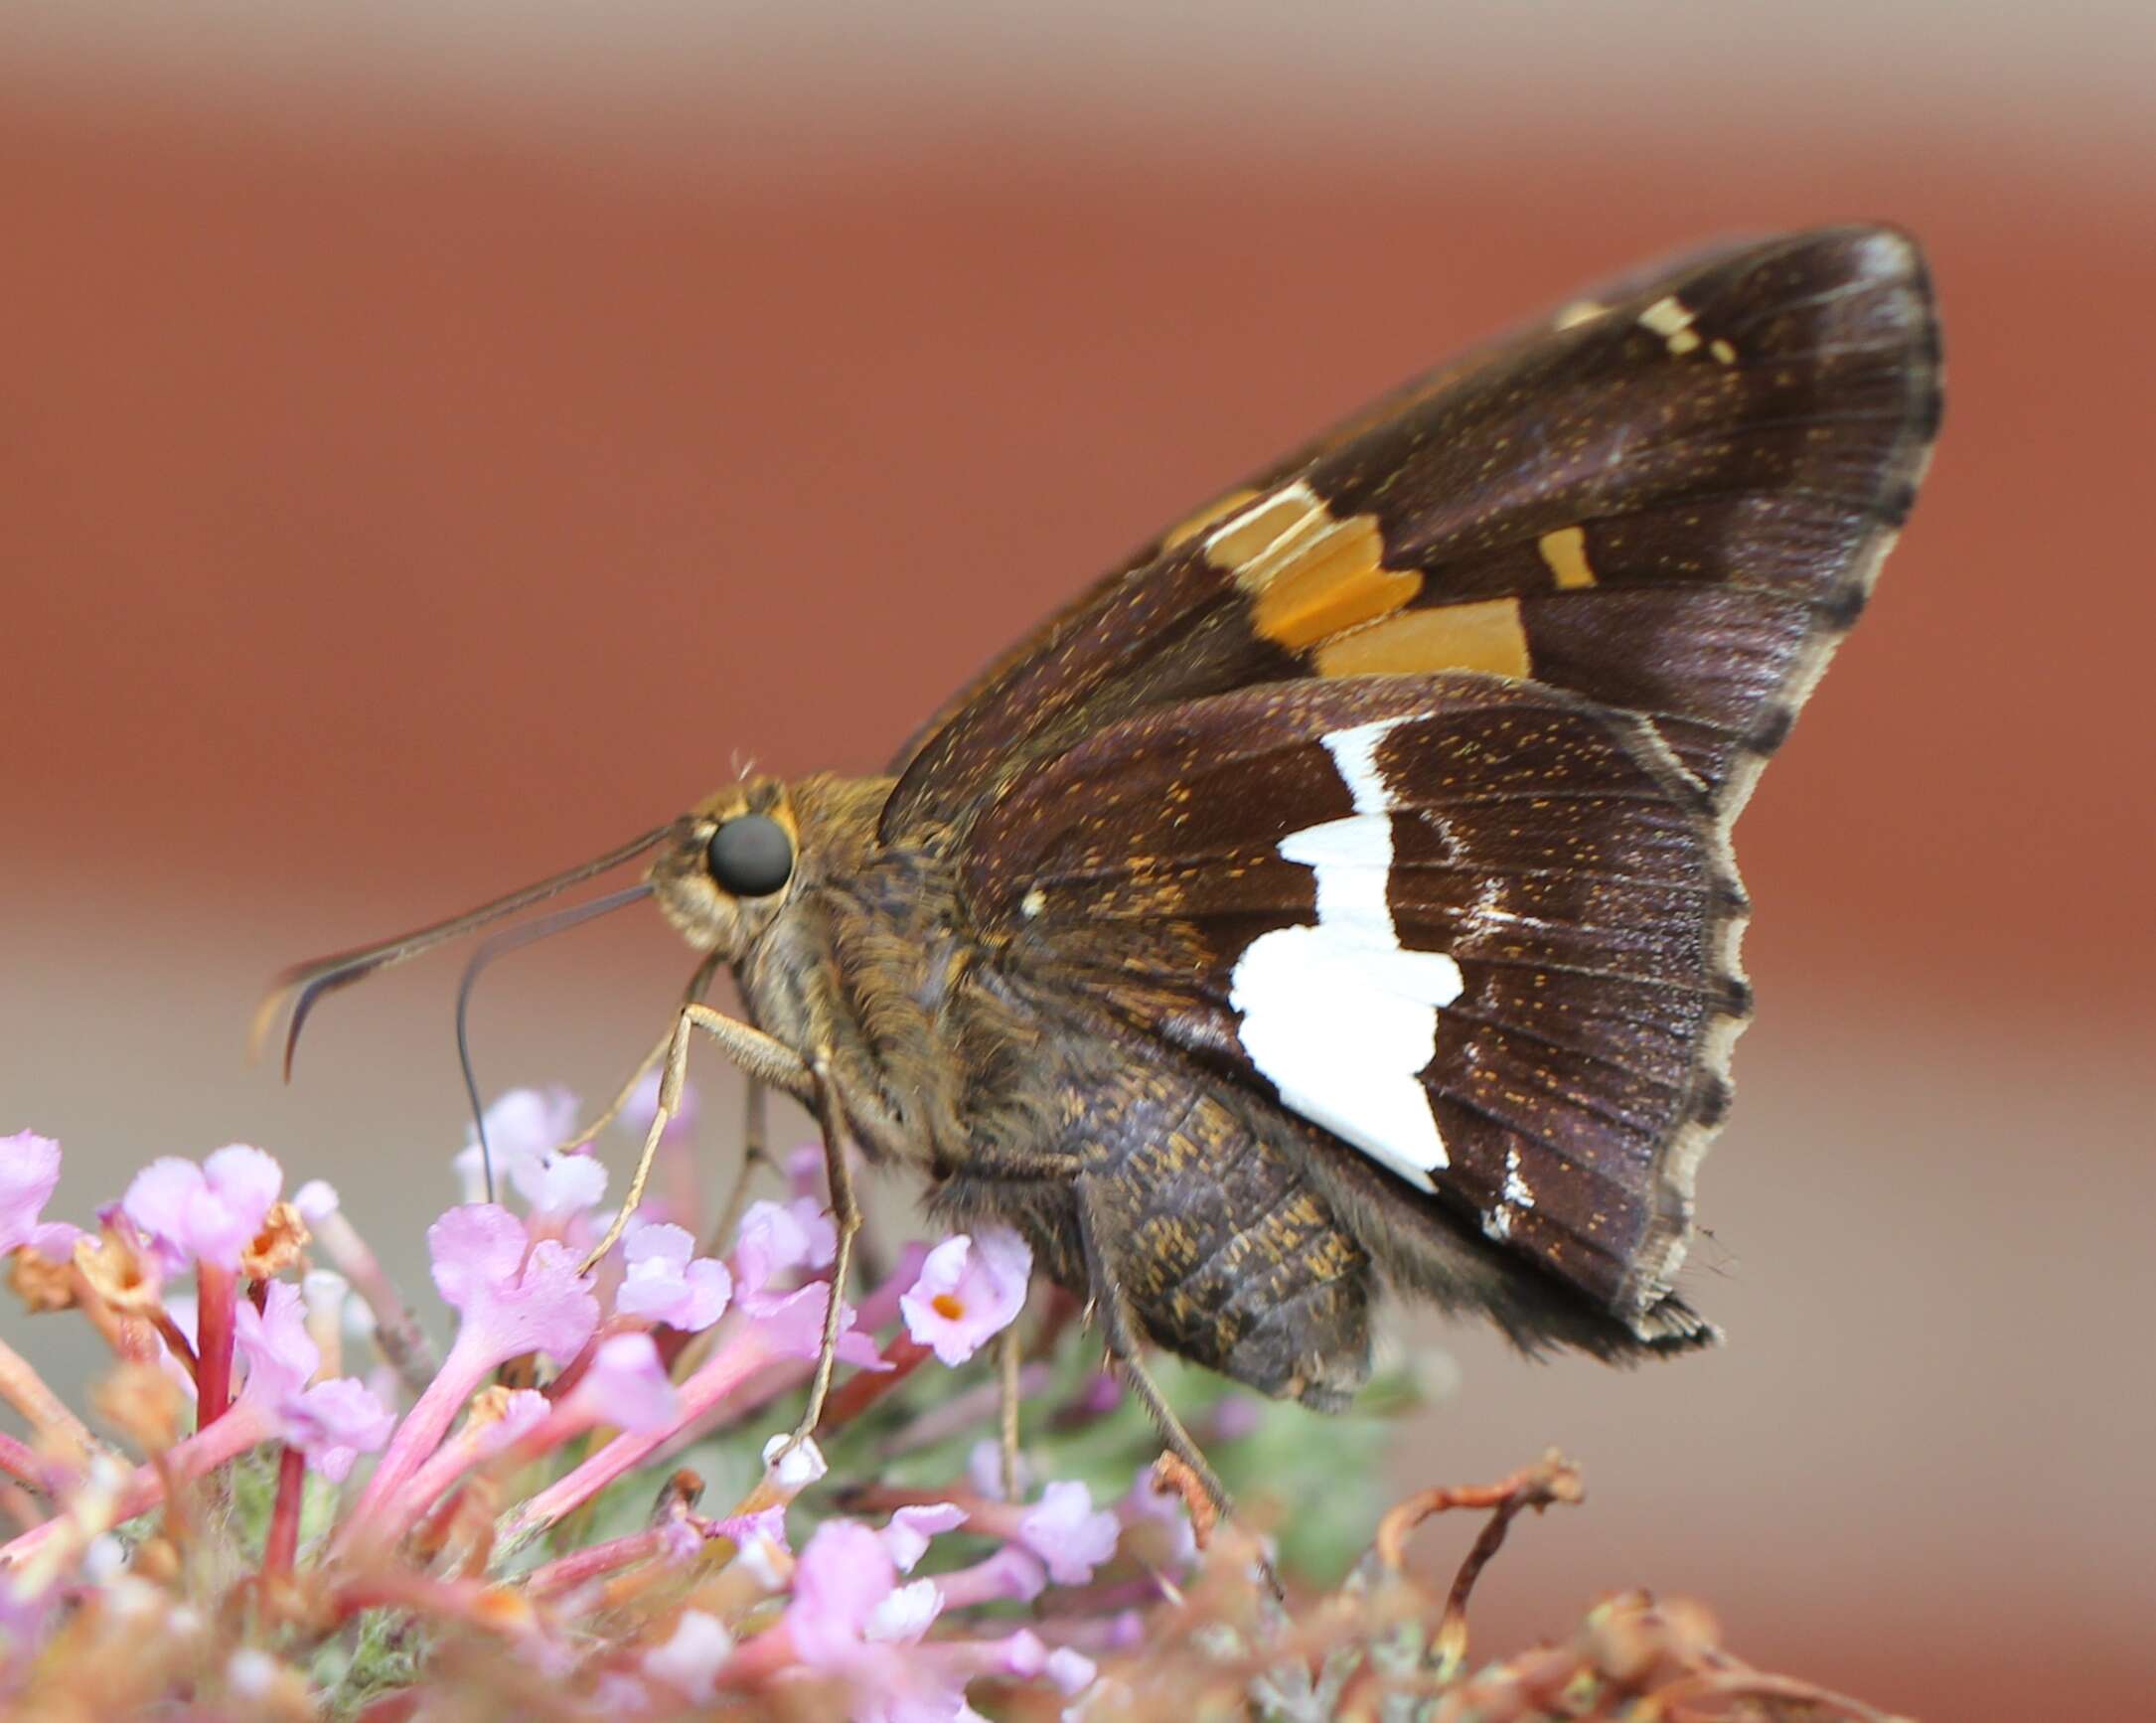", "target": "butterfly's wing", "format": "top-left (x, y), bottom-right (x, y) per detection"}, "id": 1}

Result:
top-left (896, 225), bottom-right (1938, 1344)
top-left (962, 675), bottom-right (1741, 1341)
top-left (885, 226), bottom-right (1939, 840)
